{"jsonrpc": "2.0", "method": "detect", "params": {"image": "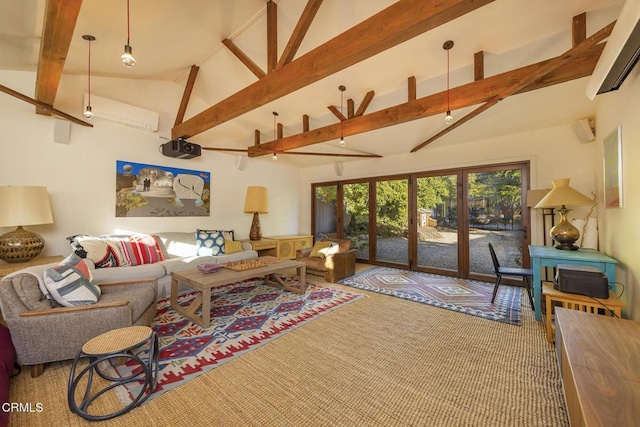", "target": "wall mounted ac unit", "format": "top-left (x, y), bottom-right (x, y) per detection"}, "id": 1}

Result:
top-left (586, 0), bottom-right (640, 99)
top-left (83, 93), bottom-right (159, 131)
